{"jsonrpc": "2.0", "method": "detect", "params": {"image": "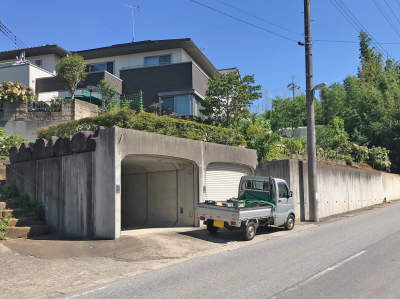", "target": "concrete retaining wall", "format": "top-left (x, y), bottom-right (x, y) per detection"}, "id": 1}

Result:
top-left (7, 127), bottom-right (257, 239)
top-left (0, 99), bottom-right (99, 141)
top-left (257, 160), bottom-right (400, 220)
top-left (7, 131), bottom-right (96, 238)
